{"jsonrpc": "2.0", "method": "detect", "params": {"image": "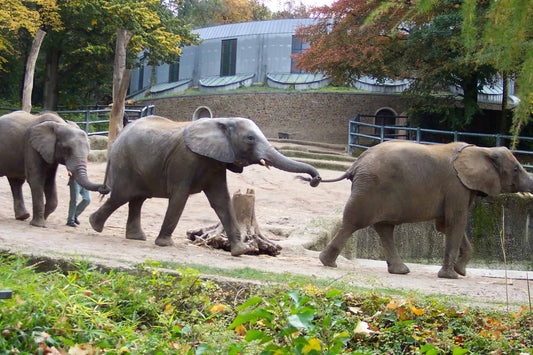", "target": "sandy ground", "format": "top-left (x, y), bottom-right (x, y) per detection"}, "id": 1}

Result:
top-left (0, 161), bottom-right (532, 310)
